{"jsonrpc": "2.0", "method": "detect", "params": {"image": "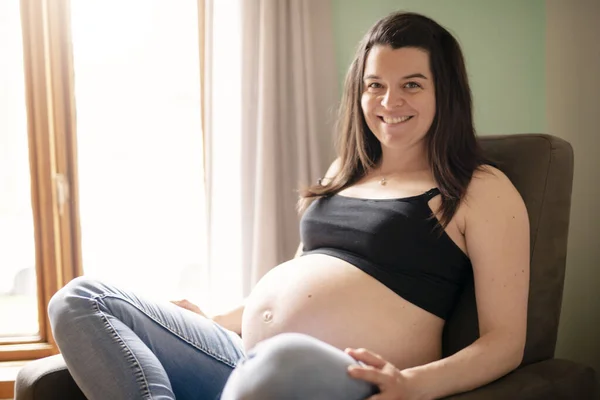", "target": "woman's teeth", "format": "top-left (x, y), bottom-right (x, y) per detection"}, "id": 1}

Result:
top-left (382, 115), bottom-right (413, 124)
